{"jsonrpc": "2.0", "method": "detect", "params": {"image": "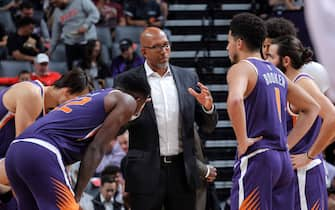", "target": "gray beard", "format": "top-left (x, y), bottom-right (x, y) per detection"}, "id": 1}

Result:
top-left (157, 62), bottom-right (168, 69)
